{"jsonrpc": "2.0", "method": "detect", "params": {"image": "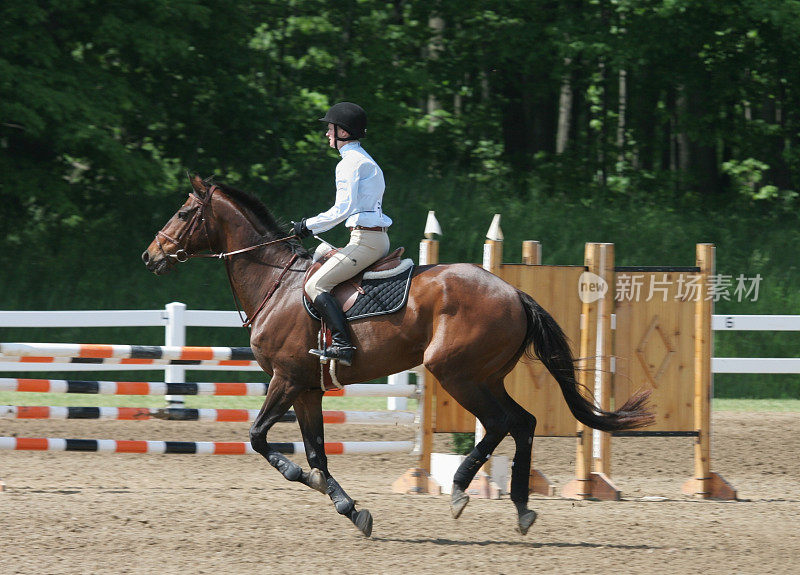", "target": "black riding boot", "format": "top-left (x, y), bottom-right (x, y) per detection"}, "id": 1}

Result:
top-left (310, 292), bottom-right (355, 366)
